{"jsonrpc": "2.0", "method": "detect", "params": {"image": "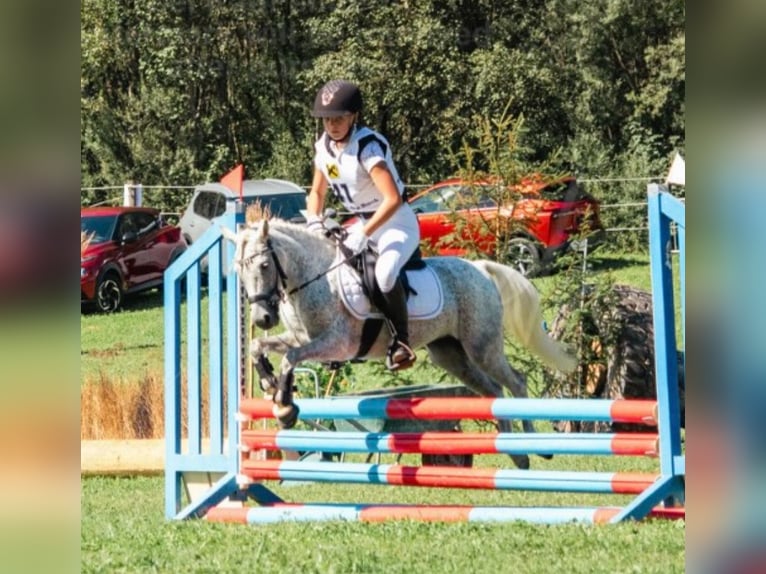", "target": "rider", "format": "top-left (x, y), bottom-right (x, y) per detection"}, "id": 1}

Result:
top-left (306, 79), bottom-right (419, 371)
